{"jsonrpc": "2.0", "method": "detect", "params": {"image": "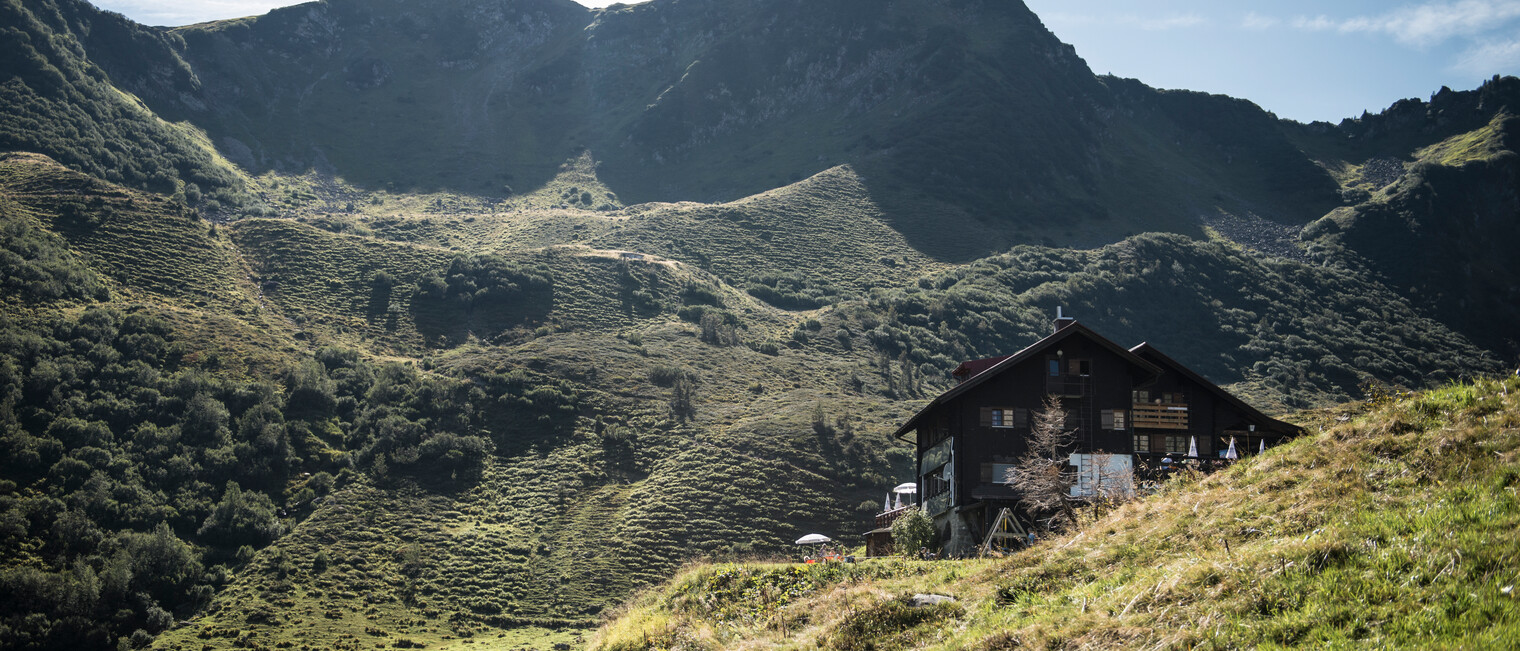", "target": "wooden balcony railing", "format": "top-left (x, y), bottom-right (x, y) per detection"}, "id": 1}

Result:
top-left (875, 506), bottom-right (912, 529)
top-left (1132, 403), bottom-right (1188, 429)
